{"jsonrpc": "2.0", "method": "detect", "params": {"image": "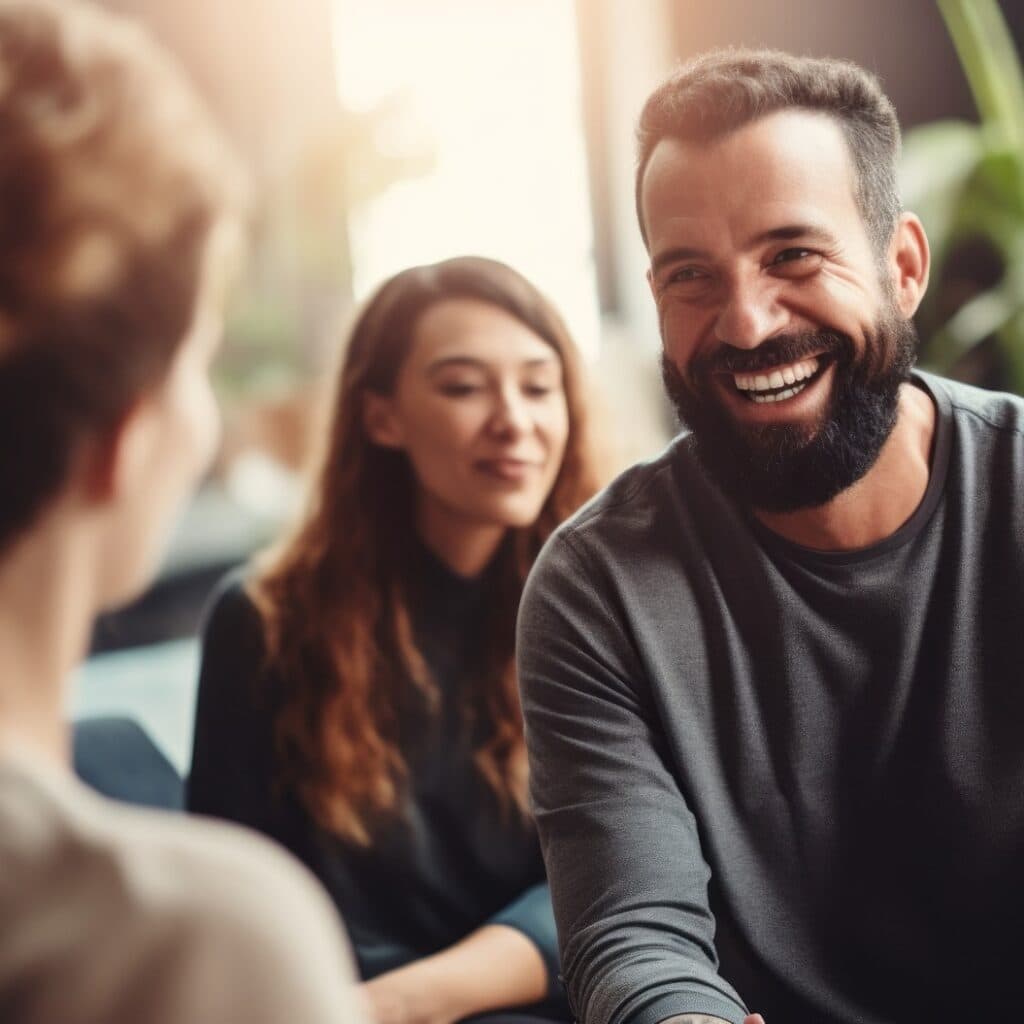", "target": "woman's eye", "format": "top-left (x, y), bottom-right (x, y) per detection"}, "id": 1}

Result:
top-left (437, 382), bottom-right (480, 397)
top-left (523, 384), bottom-right (554, 398)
